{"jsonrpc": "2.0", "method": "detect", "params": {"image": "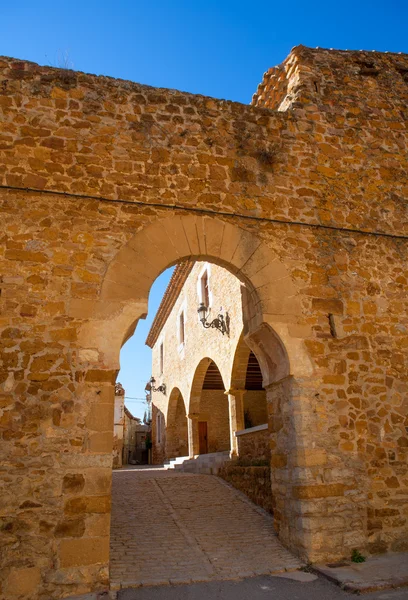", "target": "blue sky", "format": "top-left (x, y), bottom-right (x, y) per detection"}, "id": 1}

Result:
top-left (2, 1), bottom-right (407, 417)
